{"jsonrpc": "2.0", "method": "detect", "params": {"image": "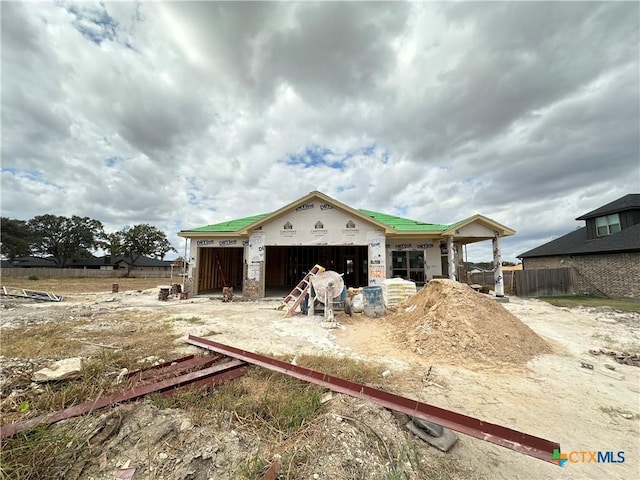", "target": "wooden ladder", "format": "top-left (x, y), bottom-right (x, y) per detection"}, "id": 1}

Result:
top-left (276, 264), bottom-right (325, 317)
